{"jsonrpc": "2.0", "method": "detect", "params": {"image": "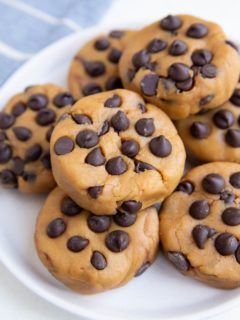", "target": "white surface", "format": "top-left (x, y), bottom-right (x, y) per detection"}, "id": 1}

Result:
top-left (1, 1), bottom-right (240, 319)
